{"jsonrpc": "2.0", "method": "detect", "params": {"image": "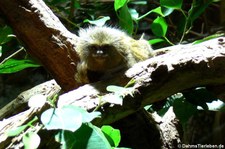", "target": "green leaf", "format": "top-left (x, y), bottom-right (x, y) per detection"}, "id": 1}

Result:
top-left (151, 16), bottom-right (168, 37)
top-left (107, 85), bottom-right (125, 93)
top-left (114, 0), bottom-right (133, 34)
top-left (198, 100), bottom-right (225, 111)
top-left (89, 125), bottom-right (112, 149)
top-left (161, 6), bottom-right (174, 16)
top-left (41, 106), bottom-right (83, 132)
top-left (156, 94), bottom-right (180, 116)
top-left (83, 16), bottom-right (110, 27)
top-left (148, 38), bottom-right (165, 45)
top-left (80, 110), bottom-right (101, 123)
top-left (151, 7), bottom-right (164, 16)
top-left (129, 8), bottom-right (139, 20)
top-left (137, 7), bottom-right (164, 21)
top-left (187, 0), bottom-right (213, 27)
top-left (130, 1), bottom-right (147, 5)
top-left (106, 85), bottom-right (135, 97)
top-left (182, 87), bottom-right (217, 110)
top-left (176, 14), bottom-right (187, 35)
top-left (117, 4), bottom-right (134, 34)
top-left (101, 125), bottom-right (121, 147)
top-left (23, 132), bottom-right (41, 149)
top-left (106, 85), bottom-right (136, 105)
top-left (103, 94), bottom-right (123, 105)
top-left (137, 6), bottom-right (174, 21)
top-left (114, 0), bottom-right (128, 11)
top-left (124, 78), bottom-right (136, 88)
top-left (0, 59), bottom-right (41, 74)
top-left (0, 26), bottom-right (15, 45)
top-left (160, 0), bottom-right (183, 9)
top-left (192, 33), bottom-right (224, 44)
top-left (0, 46), bottom-right (2, 57)
top-left (55, 124), bottom-right (112, 149)
top-left (73, 0), bottom-right (81, 8)
top-left (55, 130), bottom-right (78, 149)
top-left (7, 117), bottom-right (38, 137)
top-left (173, 98), bottom-right (197, 125)
top-left (7, 125), bottom-right (28, 137)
